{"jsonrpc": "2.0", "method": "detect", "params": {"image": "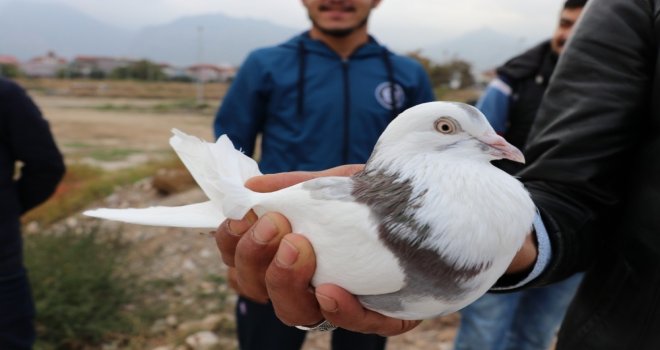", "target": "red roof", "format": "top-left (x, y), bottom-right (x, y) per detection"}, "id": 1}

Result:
top-left (0, 55), bottom-right (18, 65)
